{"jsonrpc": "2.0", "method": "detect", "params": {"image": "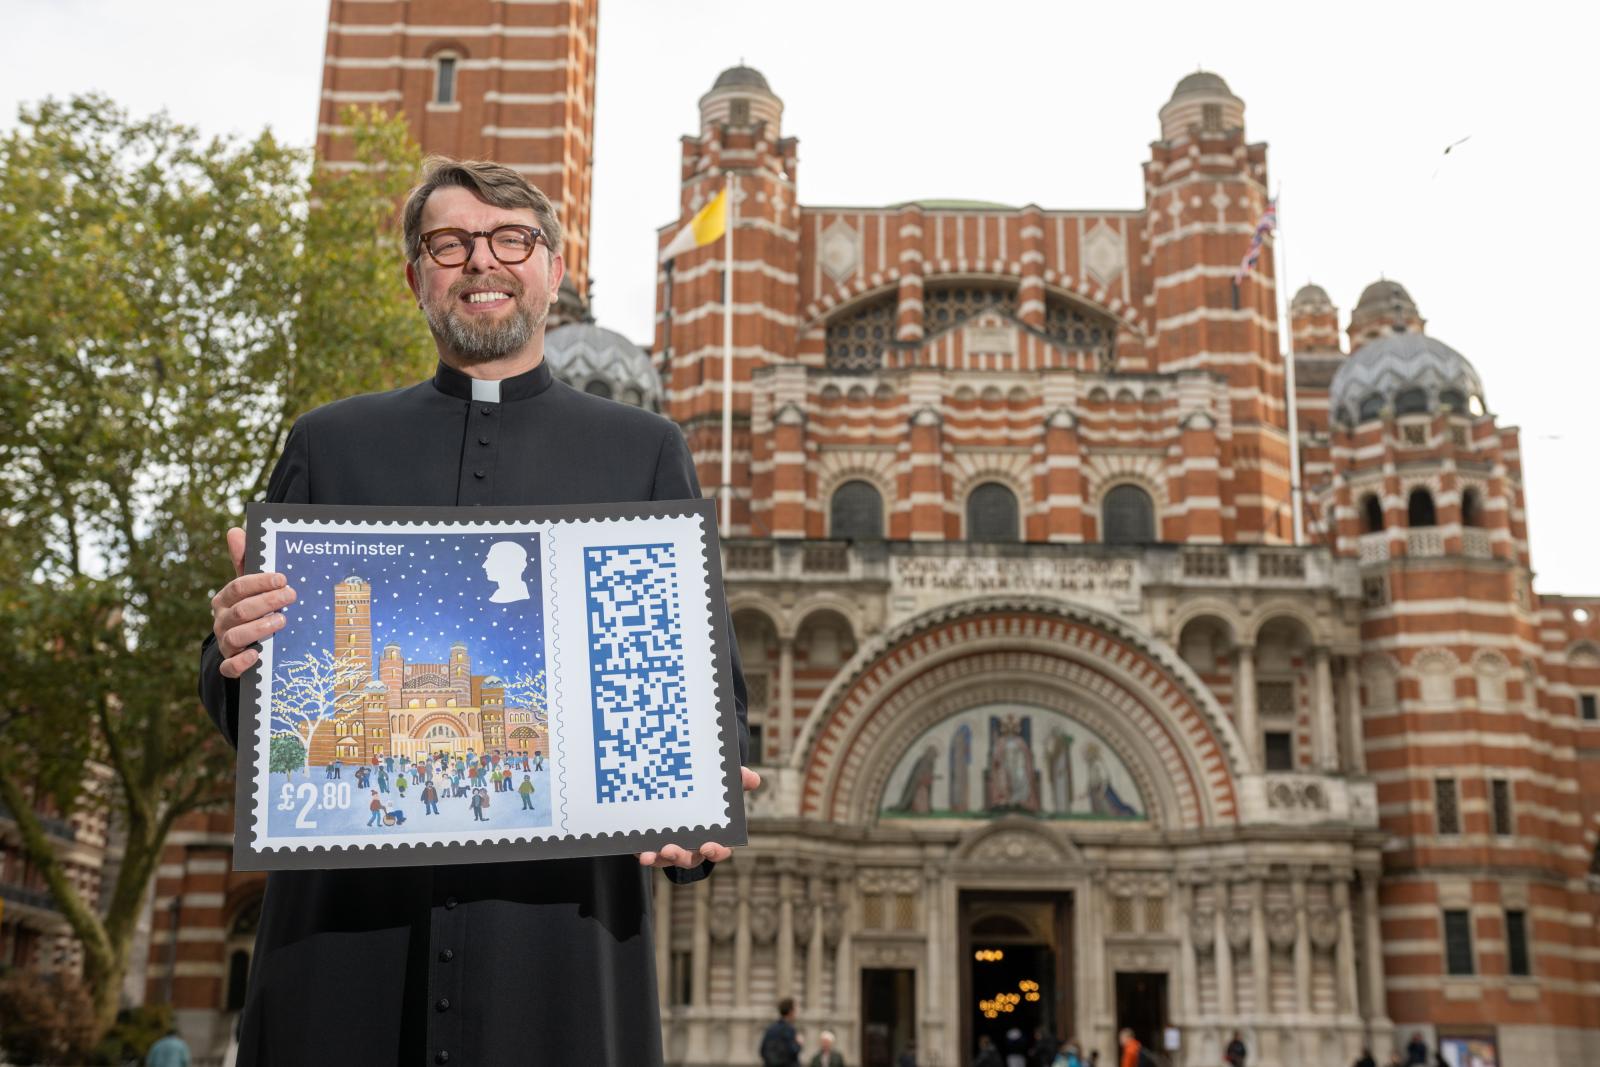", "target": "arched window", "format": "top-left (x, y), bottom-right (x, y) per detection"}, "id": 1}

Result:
top-left (1395, 388), bottom-right (1428, 415)
top-left (1408, 487), bottom-right (1437, 527)
top-left (434, 54), bottom-right (458, 106)
top-left (829, 480), bottom-right (883, 540)
top-left (1361, 493), bottom-right (1384, 534)
top-left (966, 483), bottom-right (1019, 542)
top-left (1439, 389), bottom-right (1467, 414)
top-left (584, 379), bottom-right (613, 400)
top-left (1461, 488), bottom-right (1482, 527)
top-left (1102, 485), bottom-right (1156, 545)
top-left (1358, 394), bottom-right (1384, 422)
top-left (225, 949), bottom-right (250, 1012)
